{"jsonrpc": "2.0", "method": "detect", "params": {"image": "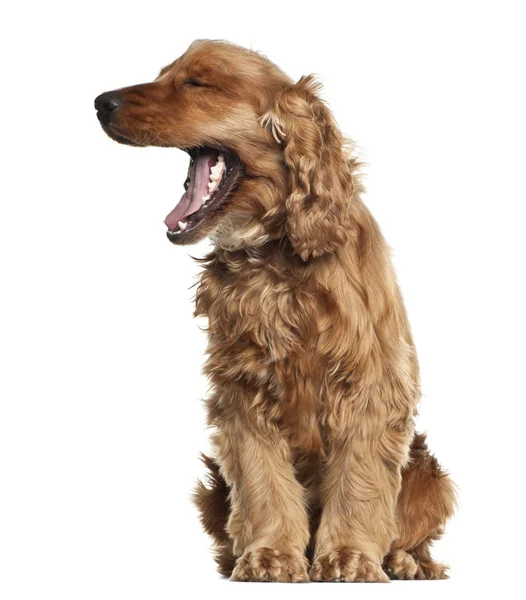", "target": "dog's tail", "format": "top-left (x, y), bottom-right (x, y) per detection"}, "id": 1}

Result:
top-left (193, 454), bottom-right (235, 577)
